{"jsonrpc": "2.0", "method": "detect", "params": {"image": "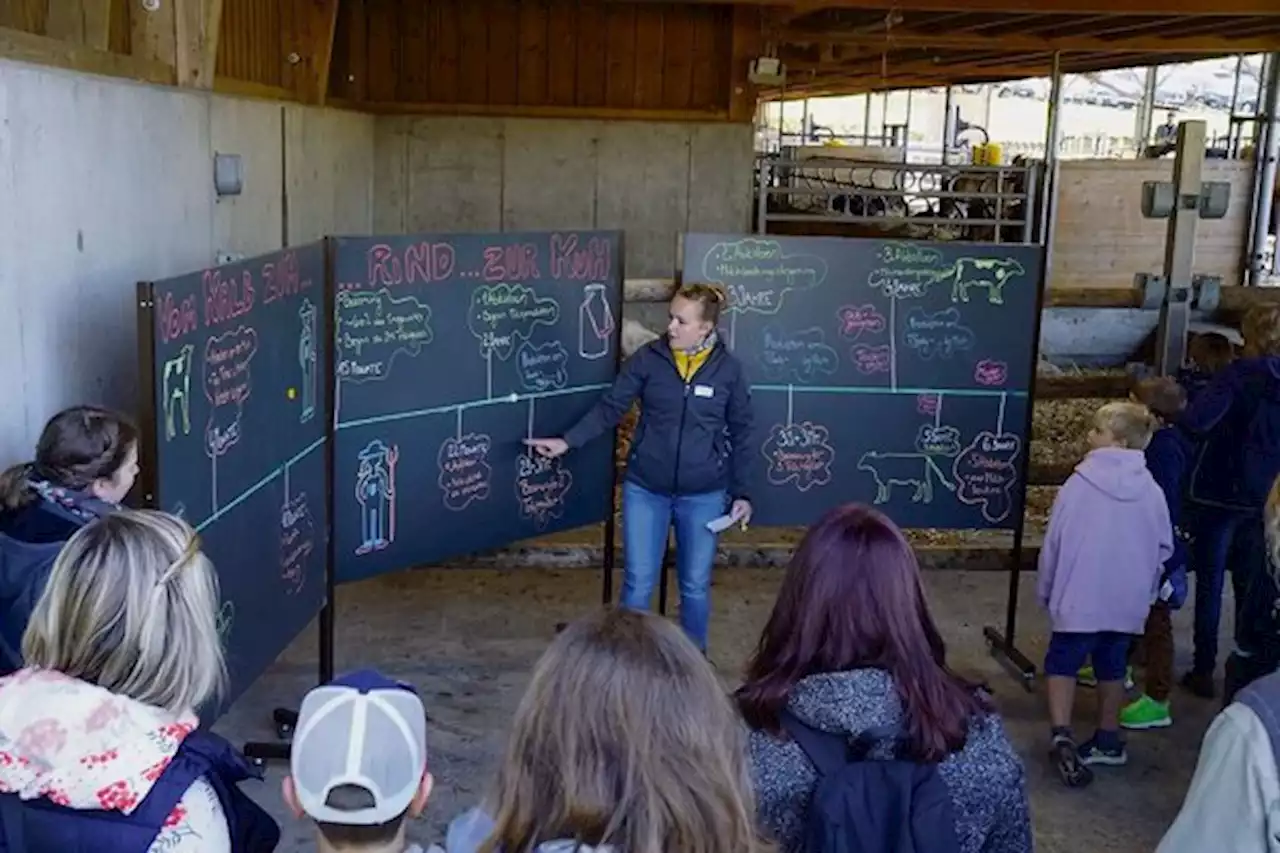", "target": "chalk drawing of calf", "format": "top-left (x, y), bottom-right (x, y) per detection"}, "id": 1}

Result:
top-left (162, 344), bottom-right (194, 440)
top-left (857, 451), bottom-right (956, 504)
top-left (951, 257), bottom-right (1026, 305)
